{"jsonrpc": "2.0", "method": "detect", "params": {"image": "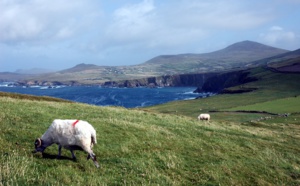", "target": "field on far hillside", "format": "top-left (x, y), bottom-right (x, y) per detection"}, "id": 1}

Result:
top-left (1, 91), bottom-right (300, 185)
top-left (224, 96), bottom-right (300, 114)
top-left (143, 67), bottom-right (300, 124)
